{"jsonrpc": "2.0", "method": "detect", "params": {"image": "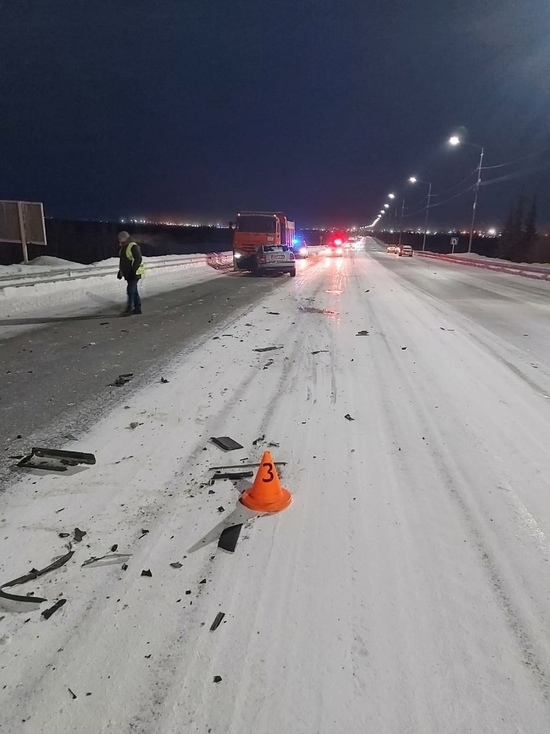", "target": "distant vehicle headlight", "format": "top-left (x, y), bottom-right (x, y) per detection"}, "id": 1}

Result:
top-left (234, 252), bottom-right (242, 259)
